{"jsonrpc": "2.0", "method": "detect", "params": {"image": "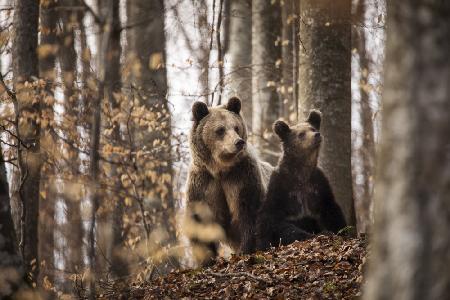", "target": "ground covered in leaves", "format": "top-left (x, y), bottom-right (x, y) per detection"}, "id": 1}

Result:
top-left (119, 235), bottom-right (367, 299)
